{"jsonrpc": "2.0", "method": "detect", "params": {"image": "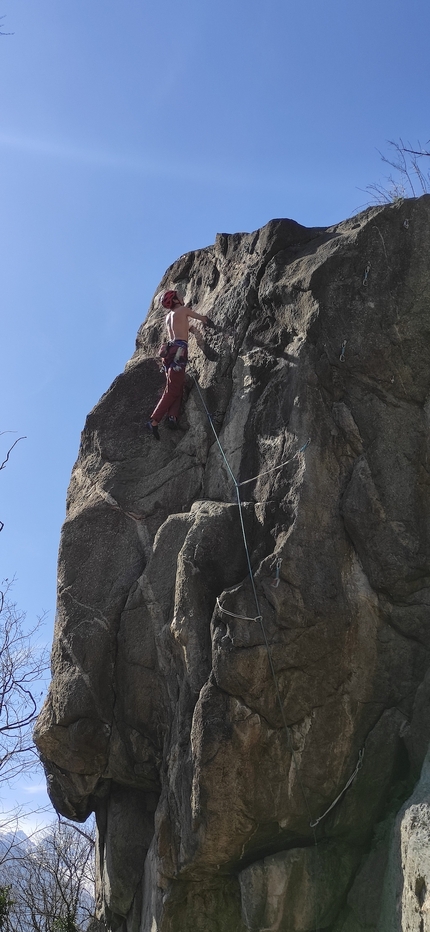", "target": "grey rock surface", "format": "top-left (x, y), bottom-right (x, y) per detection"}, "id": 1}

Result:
top-left (35, 198), bottom-right (430, 931)
top-left (378, 749), bottom-right (430, 932)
